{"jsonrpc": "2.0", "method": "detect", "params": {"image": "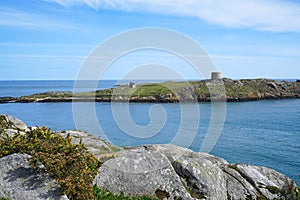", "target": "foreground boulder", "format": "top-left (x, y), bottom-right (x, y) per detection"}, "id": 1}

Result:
top-left (0, 153), bottom-right (68, 200)
top-left (0, 114), bottom-right (120, 200)
top-left (94, 144), bottom-right (296, 200)
top-left (0, 114), bottom-right (121, 159)
top-left (0, 114), bottom-right (27, 130)
top-left (94, 145), bottom-right (195, 200)
top-left (56, 130), bottom-right (121, 159)
top-left (0, 114), bottom-right (28, 137)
